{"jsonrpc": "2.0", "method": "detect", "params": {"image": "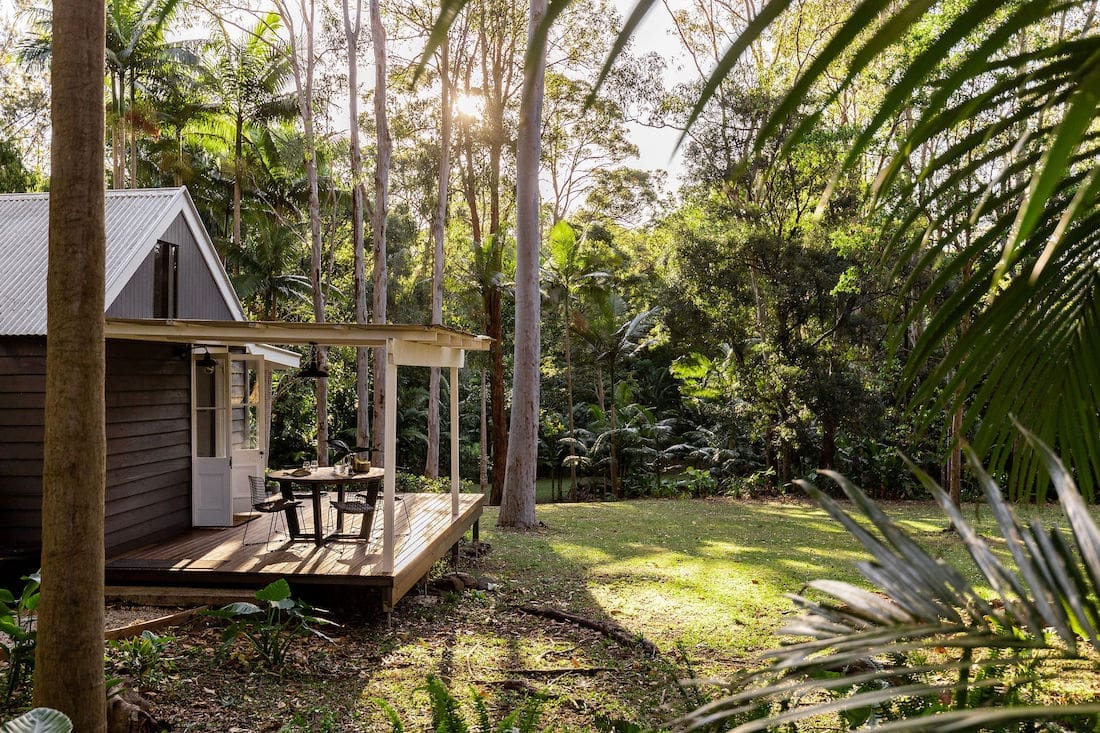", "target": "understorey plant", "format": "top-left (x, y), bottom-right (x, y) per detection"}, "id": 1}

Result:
top-left (673, 427), bottom-right (1100, 731)
top-left (203, 579), bottom-right (335, 670)
top-left (0, 571), bottom-right (39, 708)
top-left (107, 630), bottom-right (174, 685)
